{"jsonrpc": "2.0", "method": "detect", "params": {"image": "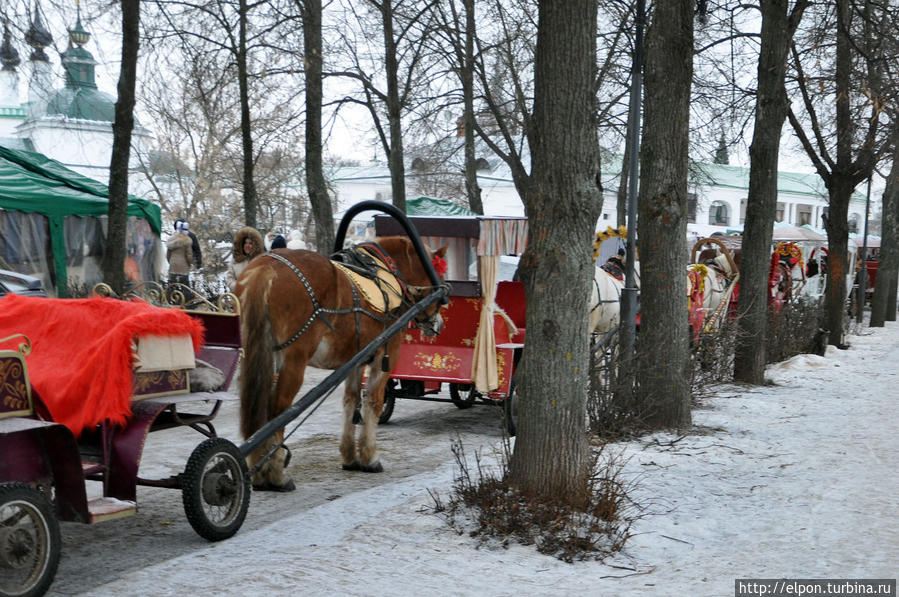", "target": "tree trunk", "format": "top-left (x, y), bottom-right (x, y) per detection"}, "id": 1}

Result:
top-left (461, 0), bottom-right (483, 215)
top-left (101, 0), bottom-right (141, 297)
top-left (870, 123), bottom-right (899, 327)
top-left (382, 0), bottom-right (407, 213)
top-left (301, 0), bottom-right (334, 254)
top-left (822, 178), bottom-right (854, 344)
top-left (734, 0), bottom-right (806, 383)
top-left (633, 0), bottom-right (693, 428)
top-left (509, 0), bottom-right (599, 503)
top-left (238, 0), bottom-right (258, 228)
